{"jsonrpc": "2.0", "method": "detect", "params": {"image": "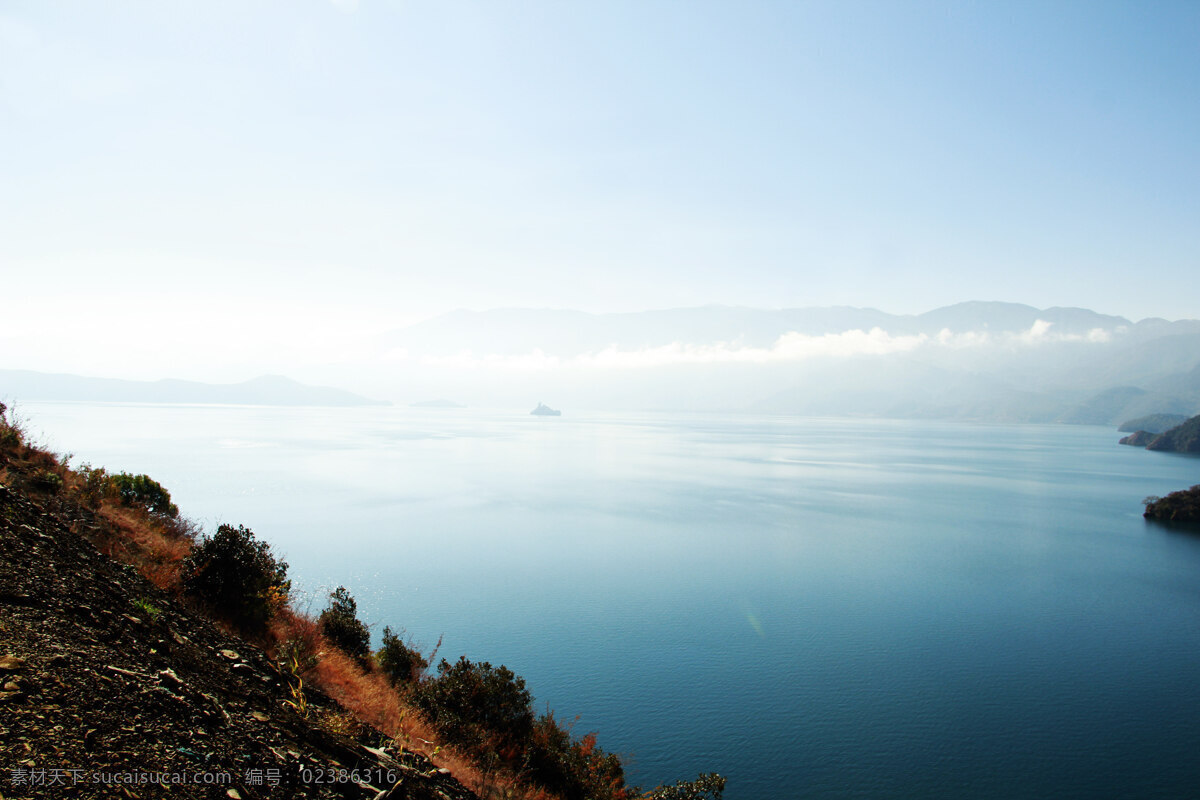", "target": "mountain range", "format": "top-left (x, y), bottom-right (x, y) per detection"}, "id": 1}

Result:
top-left (5, 302), bottom-right (1198, 424)
top-left (378, 301), bottom-right (1200, 423)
